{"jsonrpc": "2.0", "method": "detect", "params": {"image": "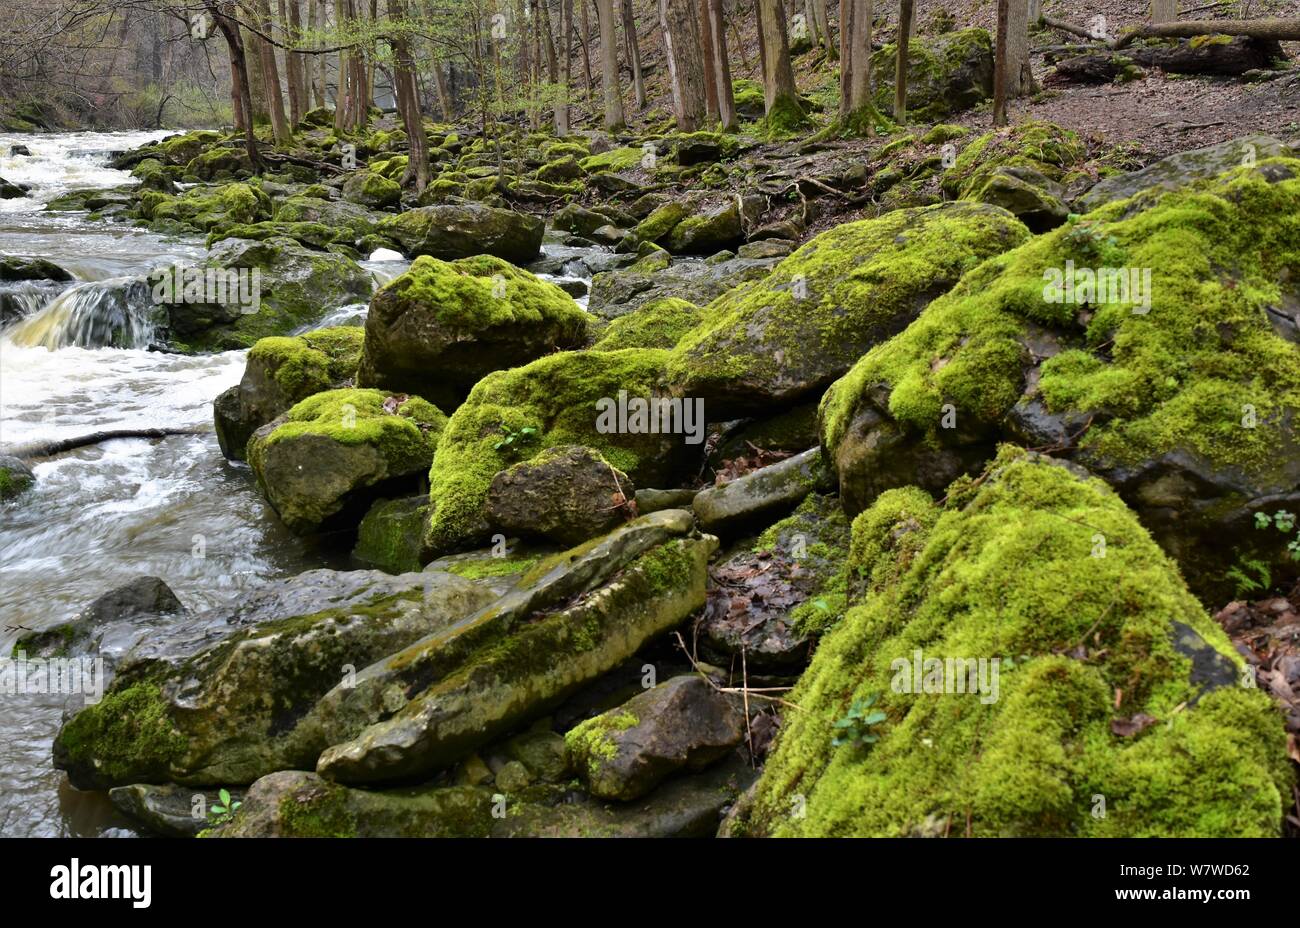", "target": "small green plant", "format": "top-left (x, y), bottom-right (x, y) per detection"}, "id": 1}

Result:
top-left (1063, 216), bottom-right (1121, 262)
top-left (1226, 555), bottom-right (1272, 599)
top-left (1254, 509), bottom-right (1300, 561)
top-left (493, 424), bottom-right (538, 453)
top-left (208, 788), bottom-right (241, 824)
top-left (831, 693), bottom-right (887, 749)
